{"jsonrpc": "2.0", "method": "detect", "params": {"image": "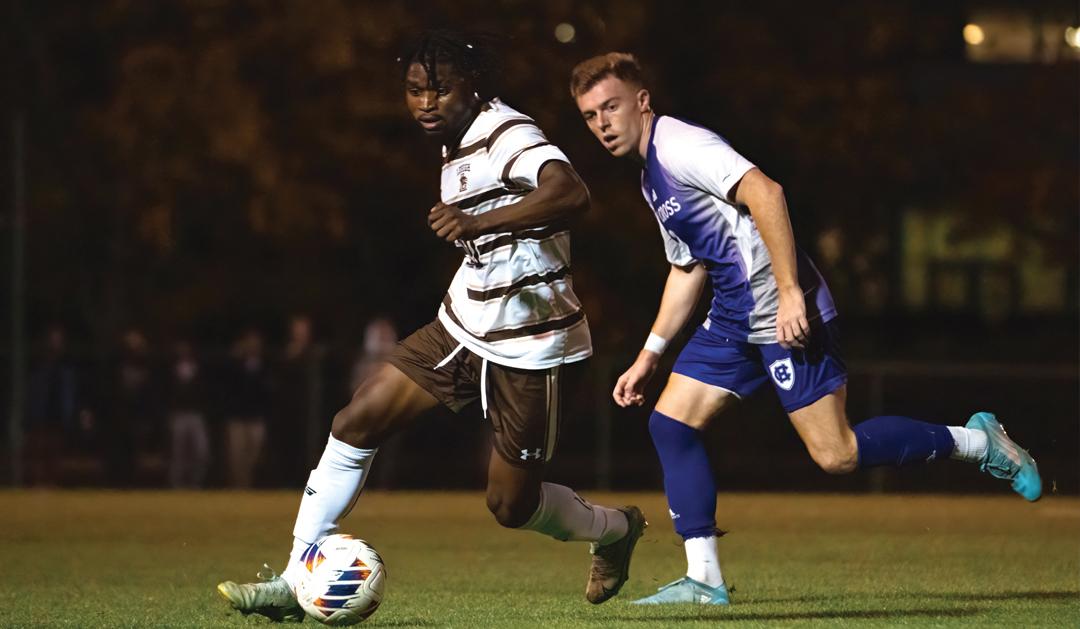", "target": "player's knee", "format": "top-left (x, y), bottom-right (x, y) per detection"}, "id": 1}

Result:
top-left (812, 444), bottom-right (858, 475)
top-left (485, 489), bottom-right (537, 529)
top-left (330, 399), bottom-right (380, 449)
